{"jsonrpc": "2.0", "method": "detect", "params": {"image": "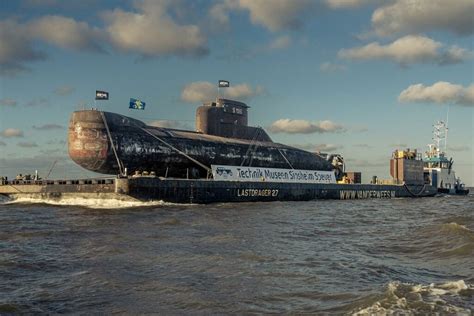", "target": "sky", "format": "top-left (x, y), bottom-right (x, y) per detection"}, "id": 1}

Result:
top-left (0, 0), bottom-right (473, 185)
